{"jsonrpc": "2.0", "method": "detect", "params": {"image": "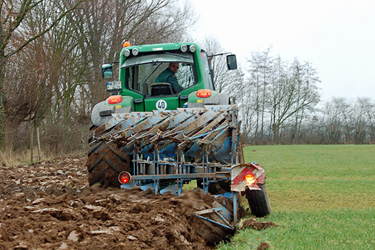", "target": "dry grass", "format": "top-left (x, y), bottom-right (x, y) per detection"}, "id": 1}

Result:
top-left (0, 147), bottom-right (30, 166)
top-left (0, 146), bottom-right (85, 167)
